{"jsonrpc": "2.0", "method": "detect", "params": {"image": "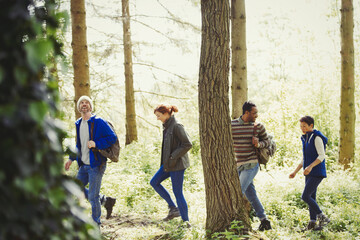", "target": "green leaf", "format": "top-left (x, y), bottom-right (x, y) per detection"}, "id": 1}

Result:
top-left (50, 236), bottom-right (61, 240)
top-left (29, 101), bottom-right (48, 123)
top-left (48, 187), bottom-right (66, 209)
top-left (15, 175), bottom-right (46, 195)
top-left (24, 39), bottom-right (53, 72)
top-left (35, 151), bottom-right (43, 164)
top-left (14, 67), bottom-right (28, 86)
top-left (50, 164), bottom-right (61, 176)
top-left (47, 79), bottom-right (59, 90)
